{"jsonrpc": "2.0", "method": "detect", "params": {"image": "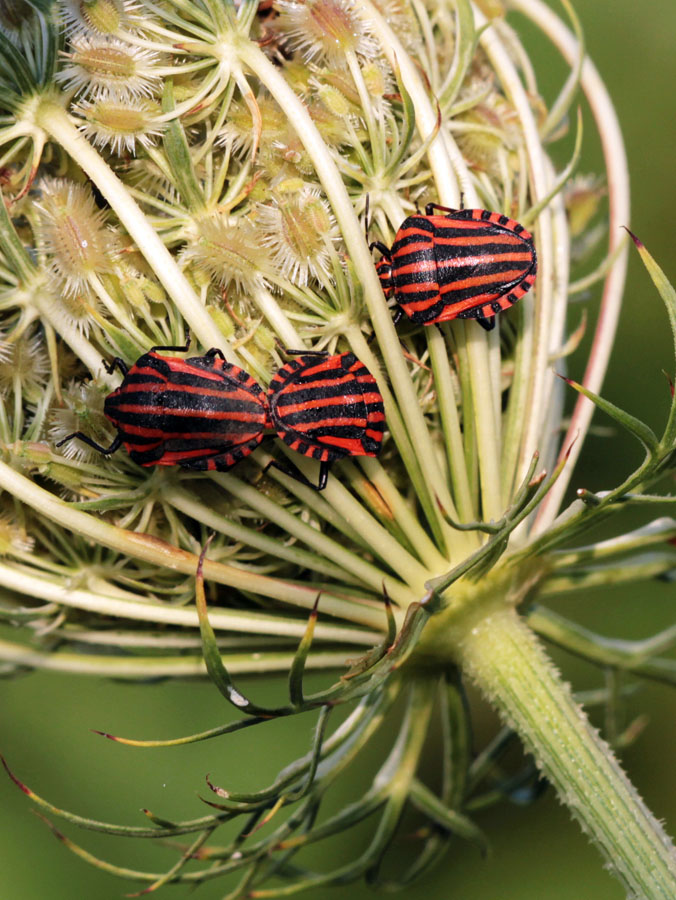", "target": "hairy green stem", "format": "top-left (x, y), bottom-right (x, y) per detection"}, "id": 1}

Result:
top-left (429, 603), bottom-right (676, 899)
